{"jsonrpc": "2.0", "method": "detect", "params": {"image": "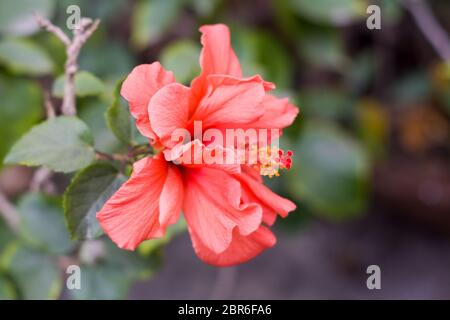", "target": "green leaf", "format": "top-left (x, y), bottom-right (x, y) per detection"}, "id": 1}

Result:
top-left (0, 275), bottom-right (16, 300)
top-left (70, 239), bottom-right (160, 299)
top-left (63, 163), bottom-right (125, 240)
top-left (298, 87), bottom-right (355, 120)
top-left (69, 263), bottom-right (131, 300)
top-left (233, 29), bottom-right (293, 89)
top-left (1, 244), bottom-right (61, 299)
top-left (79, 99), bottom-right (124, 153)
top-left (105, 81), bottom-right (132, 144)
top-left (288, 121), bottom-right (370, 219)
top-left (17, 193), bottom-right (74, 254)
top-left (0, 220), bottom-right (14, 255)
top-left (131, 0), bottom-right (183, 49)
top-left (52, 71), bottom-right (105, 98)
top-left (0, 38), bottom-right (54, 75)
top-left (298, 28), bottom-right (347, 71)
top-left (0, 0), bottom-right (55, 36)
top-left (0, 76), bottom-right (42, 169)
top-left (4, 116), bottom-right (95, 173)
top-left (289, 0), bottom-right (367, 26)
top-left (160, 40), bottom-right (201, 84)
